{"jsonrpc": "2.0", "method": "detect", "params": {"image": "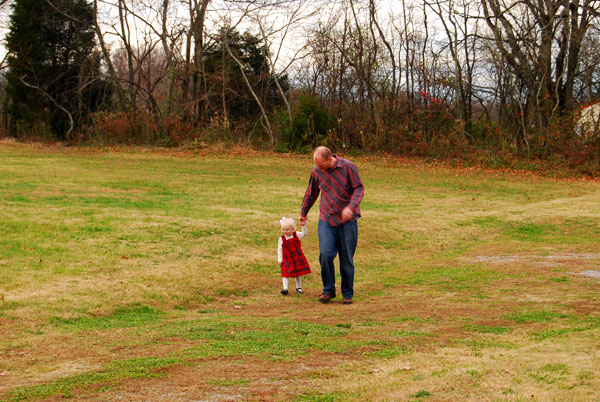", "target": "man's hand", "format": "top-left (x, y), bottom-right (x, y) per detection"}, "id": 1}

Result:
top-left (341, 206), bottom-right (353, 223)
top-left (299, 215), bottom-right (308, 225)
